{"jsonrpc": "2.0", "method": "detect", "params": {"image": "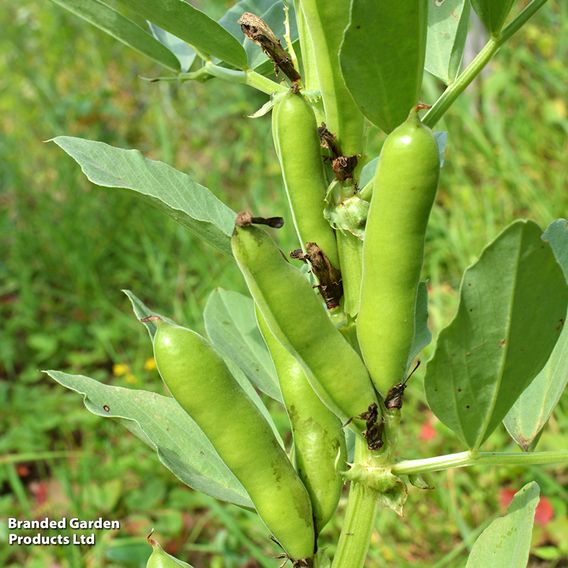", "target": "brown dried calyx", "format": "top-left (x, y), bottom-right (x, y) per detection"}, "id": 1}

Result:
top-left (238, 12), bottom-right (301, 84)
top-left (290, 242), bottom-right (343, 310)
top-left (236, 210), bottom-right (285, 229)
top-left (318, 123), bottom-right (359, 182)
